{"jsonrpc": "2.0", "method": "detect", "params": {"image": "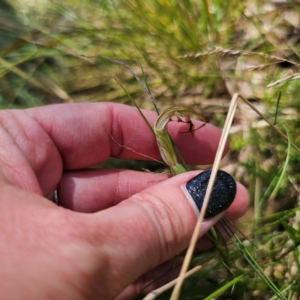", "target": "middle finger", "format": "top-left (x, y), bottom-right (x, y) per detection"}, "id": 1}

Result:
top-left (57, 169), bottom-right (171, 212)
